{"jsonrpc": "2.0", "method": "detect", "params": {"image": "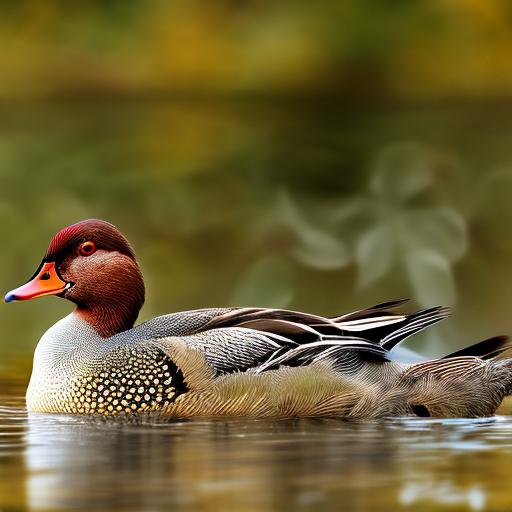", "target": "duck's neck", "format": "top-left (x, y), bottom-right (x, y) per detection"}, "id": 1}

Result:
top-left (74, 265), bottom-right (145, 338)
top-left (76, 300), bottom-right (141, 338)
